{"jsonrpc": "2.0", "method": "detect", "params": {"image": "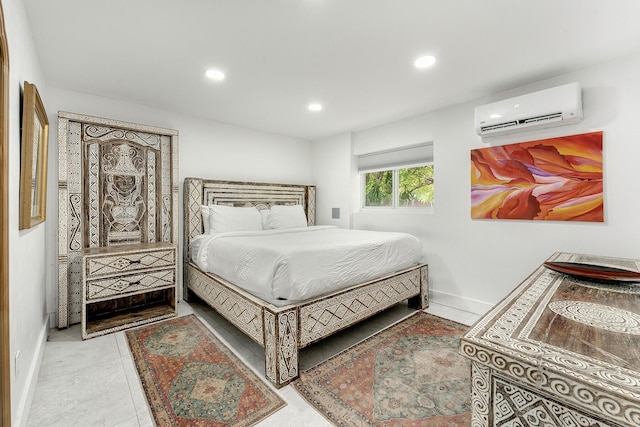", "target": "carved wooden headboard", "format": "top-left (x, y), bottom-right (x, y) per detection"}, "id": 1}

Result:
top-left (183, 178), bottom-right (316, 265)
